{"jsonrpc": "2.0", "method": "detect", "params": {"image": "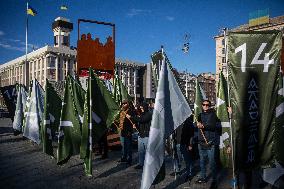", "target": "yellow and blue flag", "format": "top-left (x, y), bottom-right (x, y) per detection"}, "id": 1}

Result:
top-left (27, 5), bottom-right (37, 16)
top-left (249, 9), bottom-right (269, 27)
